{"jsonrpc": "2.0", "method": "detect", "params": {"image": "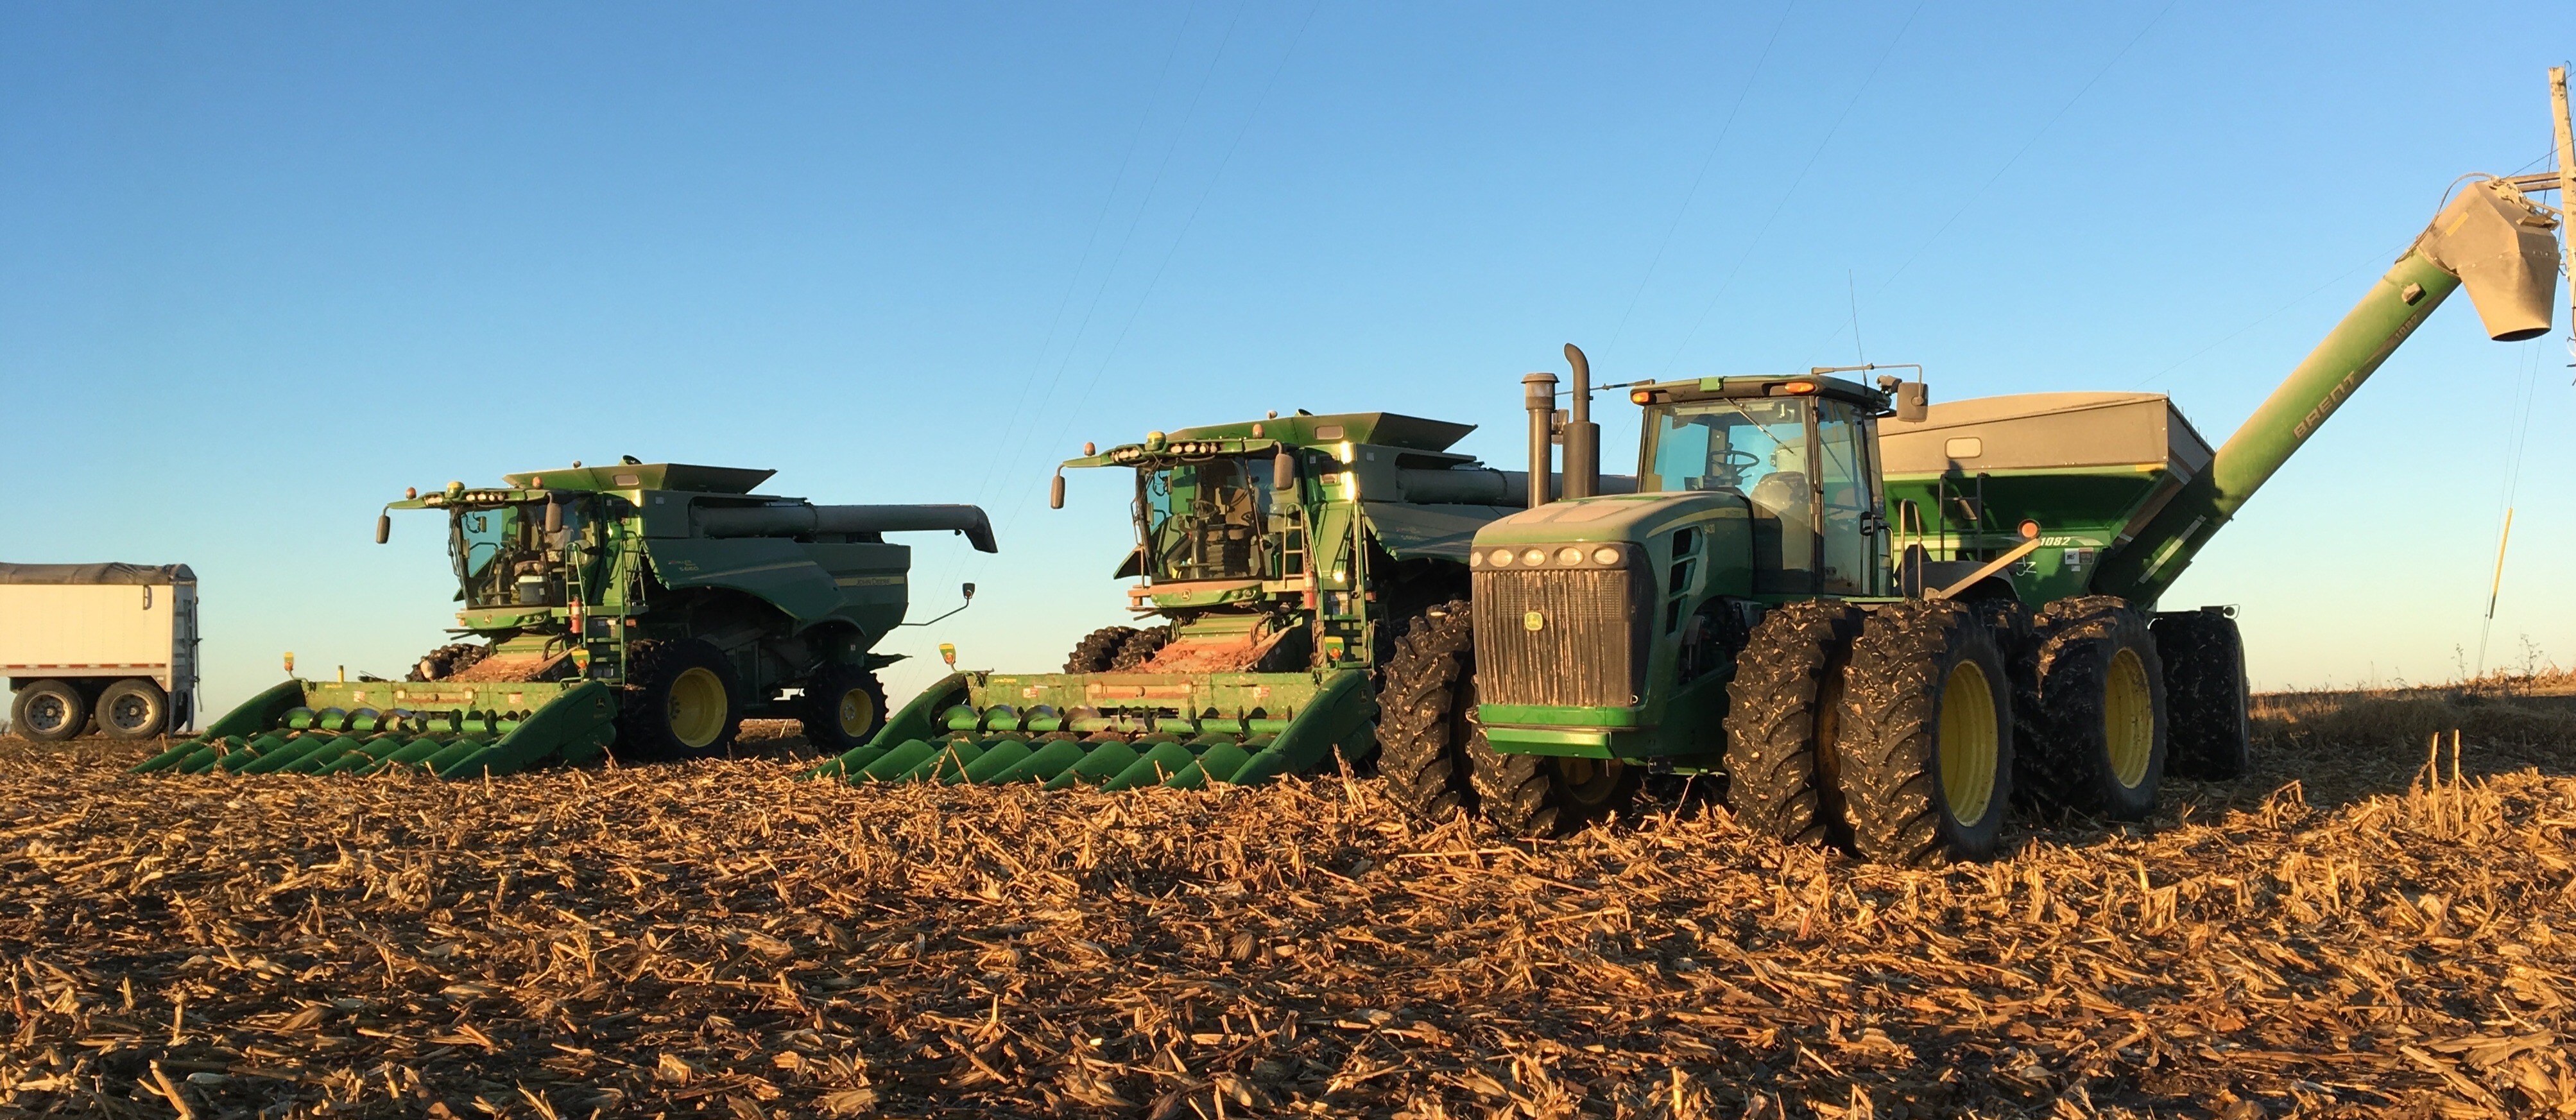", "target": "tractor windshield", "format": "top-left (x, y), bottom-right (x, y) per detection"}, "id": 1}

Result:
top-left (450, 502), bottom-right (584, 607)
top-left (1140, 457), bottom-right (1273, 582)
top-left (1642, 397), bottom-right (1821, 592)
